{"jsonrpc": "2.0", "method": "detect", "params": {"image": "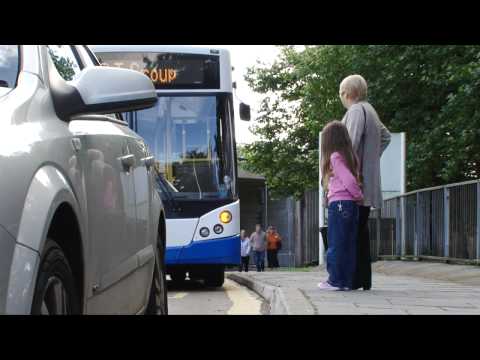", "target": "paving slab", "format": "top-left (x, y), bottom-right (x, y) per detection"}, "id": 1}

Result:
top-left (373, 261), bottom-right (480, 286)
